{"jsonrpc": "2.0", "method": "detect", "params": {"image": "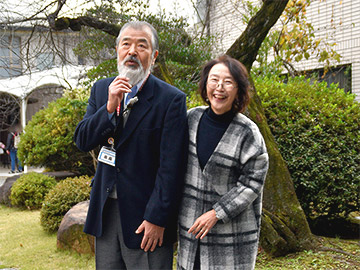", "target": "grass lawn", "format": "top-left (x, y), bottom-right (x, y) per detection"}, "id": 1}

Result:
top-left (256, 238), bottom-right (360, 269)
top-left (0, 204), bottom-right (359, 269)
top-left (0, 205), bottom-right (94, 270)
